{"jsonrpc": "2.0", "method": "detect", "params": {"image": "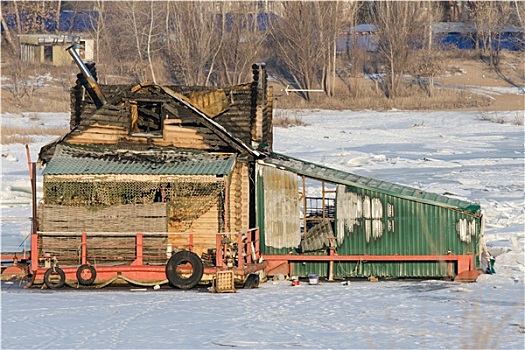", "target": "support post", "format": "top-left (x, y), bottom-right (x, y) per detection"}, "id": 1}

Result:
top-left (237, 231), bottom-right (244, 266)
top-left (223, 175), bottom-right (229, 233)
top-left (255, 228), bottom-right (260, 260)
top-left (216, 234), bottom-right (223, 268)
top-left (81, 232), bottom-right (87, 265)
top-left (328, 247), bottom-right (335, 281)
top-left (246, 233), bottom-right (253, 264)
top-left (302, 175), bottom-right (307, 234)
top-left (30, 233), bottom-right (38, 272)
top-left (135, 233), bottom-right (143, 265)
